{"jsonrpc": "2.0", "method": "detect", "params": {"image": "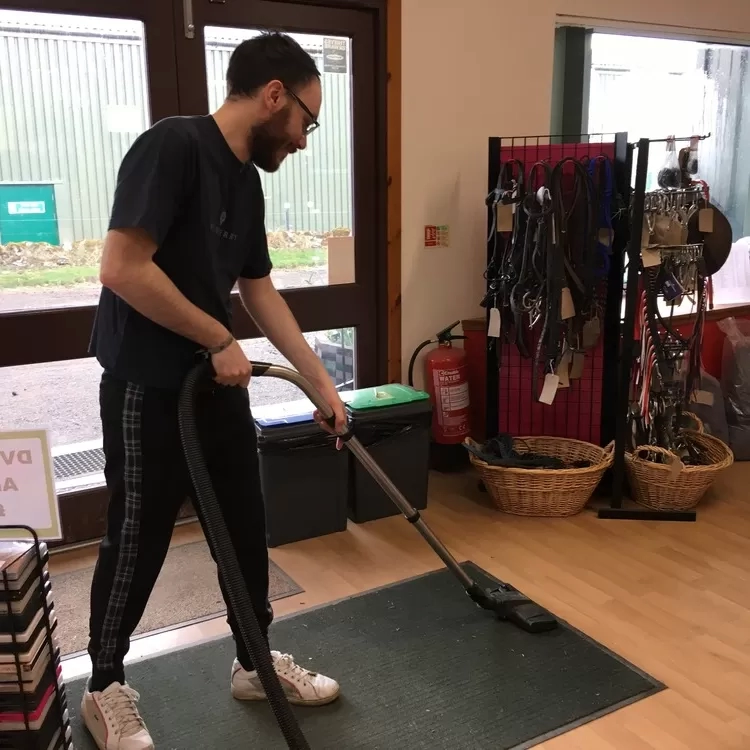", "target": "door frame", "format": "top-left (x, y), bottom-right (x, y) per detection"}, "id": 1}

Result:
top-left (0, 0), bottom-right (398, 546)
